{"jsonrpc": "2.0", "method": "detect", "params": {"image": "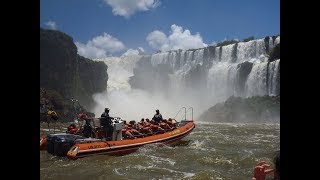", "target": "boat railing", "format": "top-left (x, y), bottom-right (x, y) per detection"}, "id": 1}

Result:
top-left (173, 107), bottom-right (186, 120)
top-left (173, 106), bottom-right (194, 127)
top-left (186, 107), bottom-right (193, 121)
top-left (173, 106), bottom-right (194, 121)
